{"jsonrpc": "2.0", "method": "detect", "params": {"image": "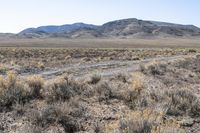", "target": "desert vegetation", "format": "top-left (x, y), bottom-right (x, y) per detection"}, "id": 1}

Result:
top-left (0, 48), bottom-right (195, 75)
top-left (0, 48), bottom-right (199, 133)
